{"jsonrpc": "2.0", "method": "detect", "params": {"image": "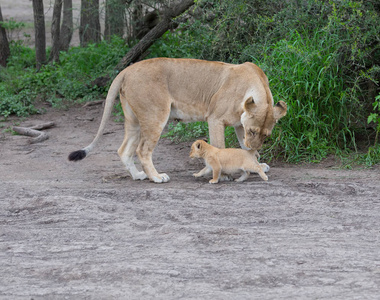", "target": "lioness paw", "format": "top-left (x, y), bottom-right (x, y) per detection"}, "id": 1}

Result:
top-left (152, 173), bottom-right (170, 183)
top-left (193, 172), bottom-right (202, 178)
top-left (209, 179), bottom-right (219, 184)
top-left (132, 171), bottom-right (148, 181)
top-left (260, 163), bottom-right (270, 173)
